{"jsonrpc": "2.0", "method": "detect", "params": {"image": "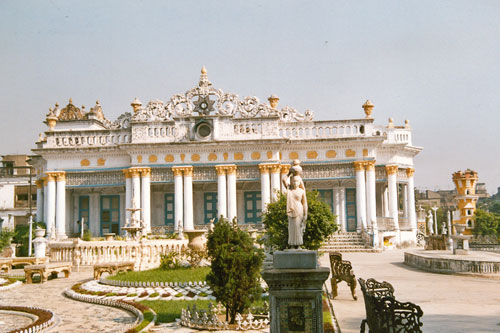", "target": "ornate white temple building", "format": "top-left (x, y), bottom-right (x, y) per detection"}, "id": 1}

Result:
top-left (31, 68), bottom-right (421, 247)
